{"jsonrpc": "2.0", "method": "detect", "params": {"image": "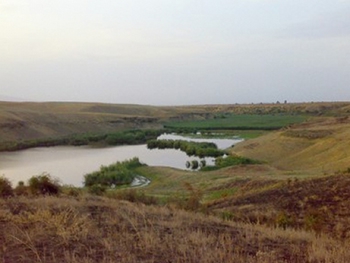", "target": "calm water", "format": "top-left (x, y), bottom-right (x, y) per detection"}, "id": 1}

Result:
top-left (0, 135), bottom-right (242, 186)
